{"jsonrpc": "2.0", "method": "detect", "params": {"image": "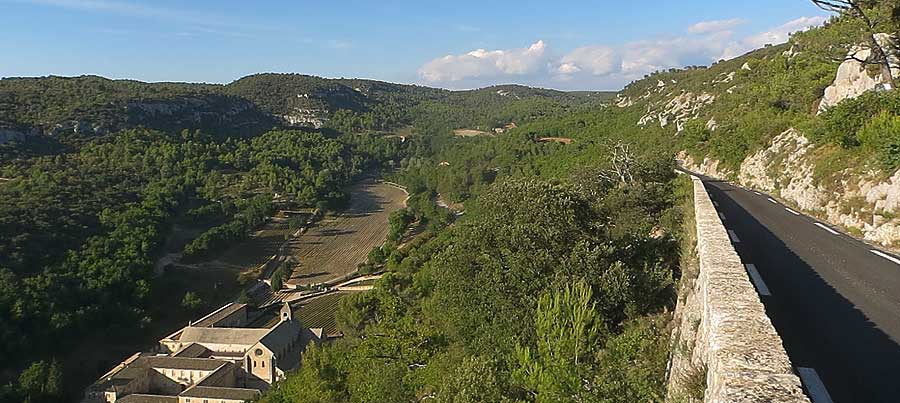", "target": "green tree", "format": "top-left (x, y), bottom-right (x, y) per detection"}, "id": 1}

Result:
top-left (181, 291), bottom-right (203, 310)
top-left (17, 360), bottom-right (62, 403)
top-left (435, 356), bottom-right (510, 403)
top-left (513, 281), bottom-right (604, 402)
